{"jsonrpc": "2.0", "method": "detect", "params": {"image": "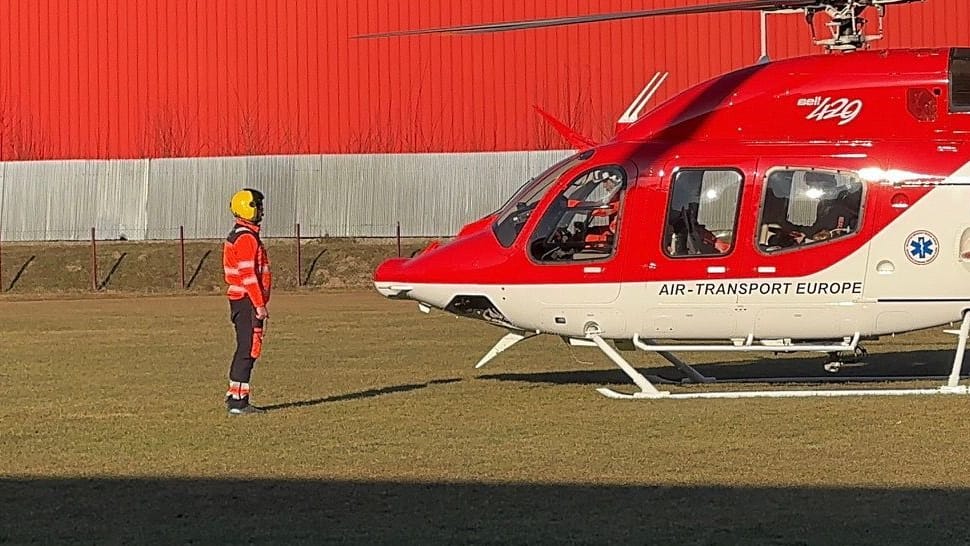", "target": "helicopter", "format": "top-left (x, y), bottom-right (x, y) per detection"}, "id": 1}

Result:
top-left (365, 0), bottom-right (970, 399)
